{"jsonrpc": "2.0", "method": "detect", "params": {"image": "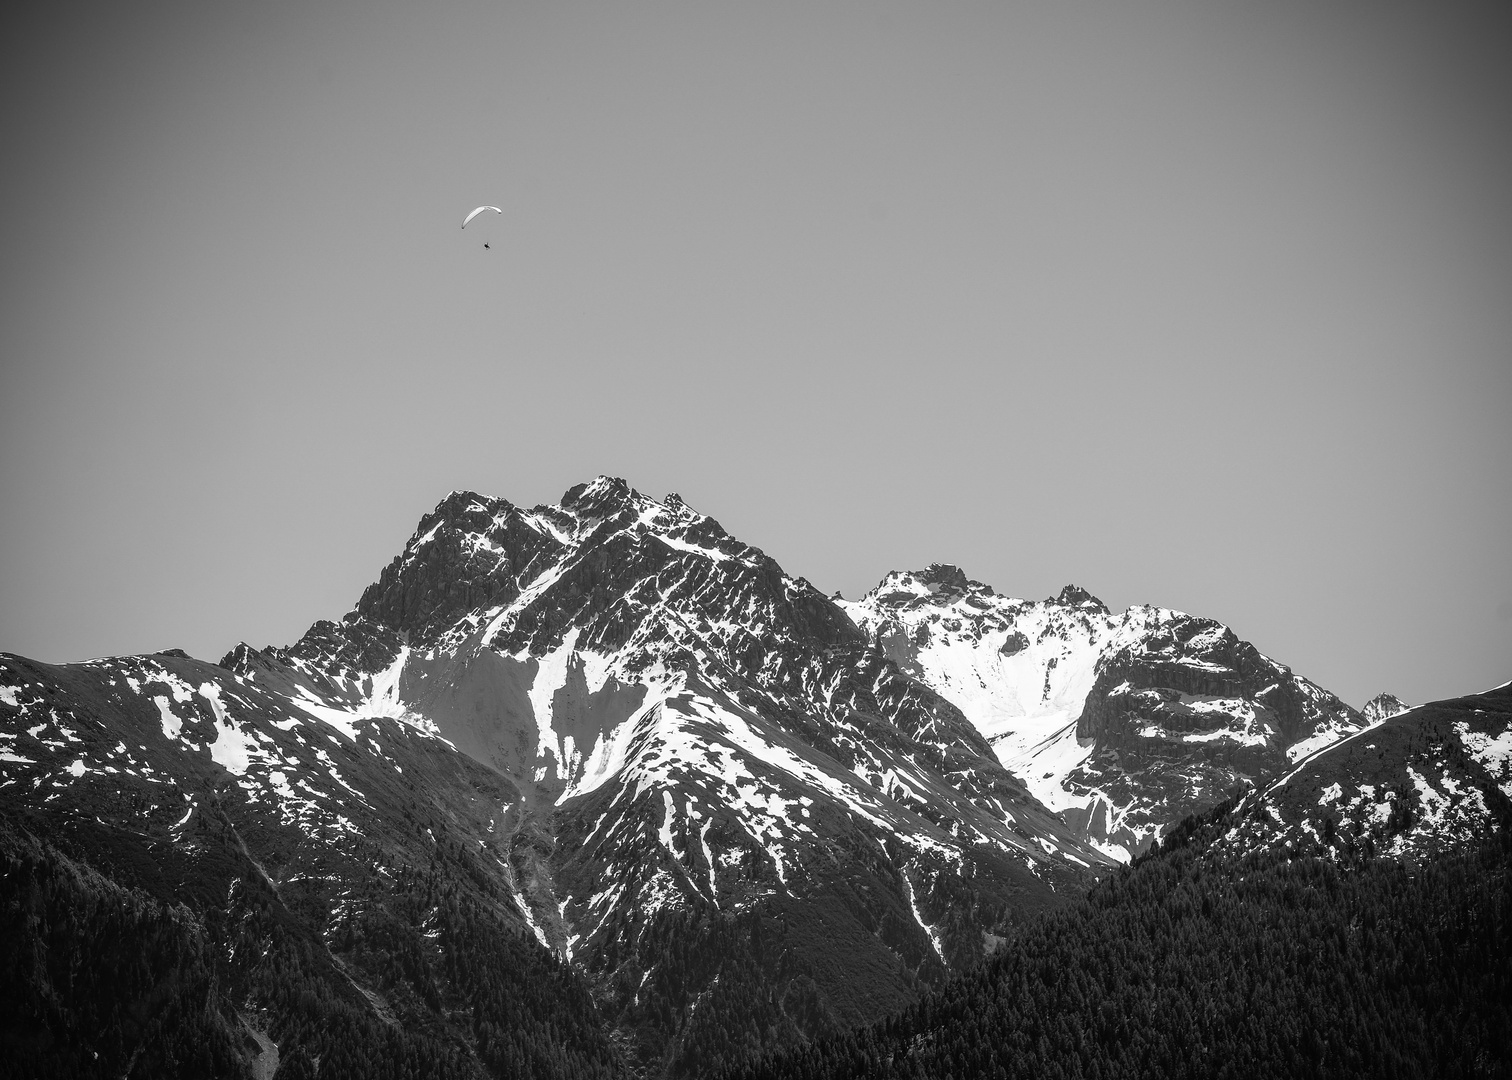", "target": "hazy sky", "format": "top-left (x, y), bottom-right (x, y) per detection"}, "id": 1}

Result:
top-left (2, 0), bottom-right (1509, 710)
